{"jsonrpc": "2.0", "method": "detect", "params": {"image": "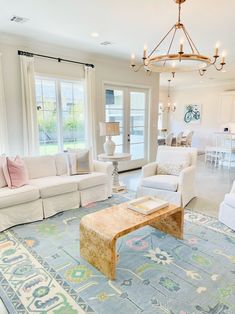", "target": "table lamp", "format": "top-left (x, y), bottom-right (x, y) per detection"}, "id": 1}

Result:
top-left (99, 122), bottom-right (120, 156)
